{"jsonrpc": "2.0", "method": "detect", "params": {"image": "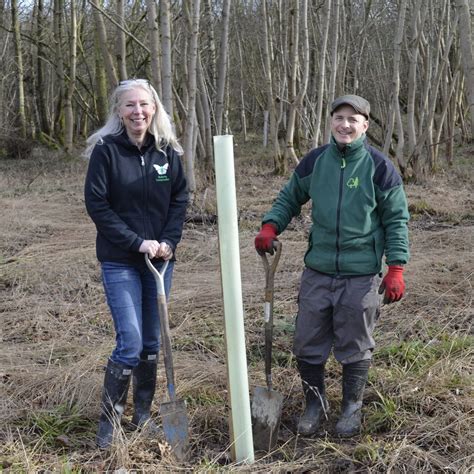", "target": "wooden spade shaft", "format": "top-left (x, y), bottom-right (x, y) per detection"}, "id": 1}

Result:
top-left (252, 242), bottom-right (283, 452)
top-left (261, 242), bottom-right (282, 390)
